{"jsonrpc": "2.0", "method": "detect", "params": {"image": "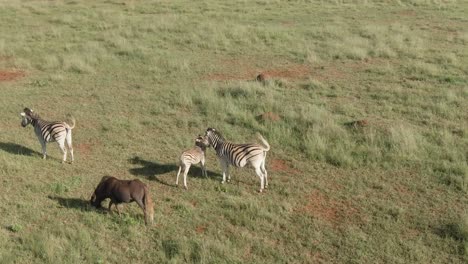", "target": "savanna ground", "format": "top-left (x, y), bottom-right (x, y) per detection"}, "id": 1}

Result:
top-left (0, 0), bottom-right (467, 263)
